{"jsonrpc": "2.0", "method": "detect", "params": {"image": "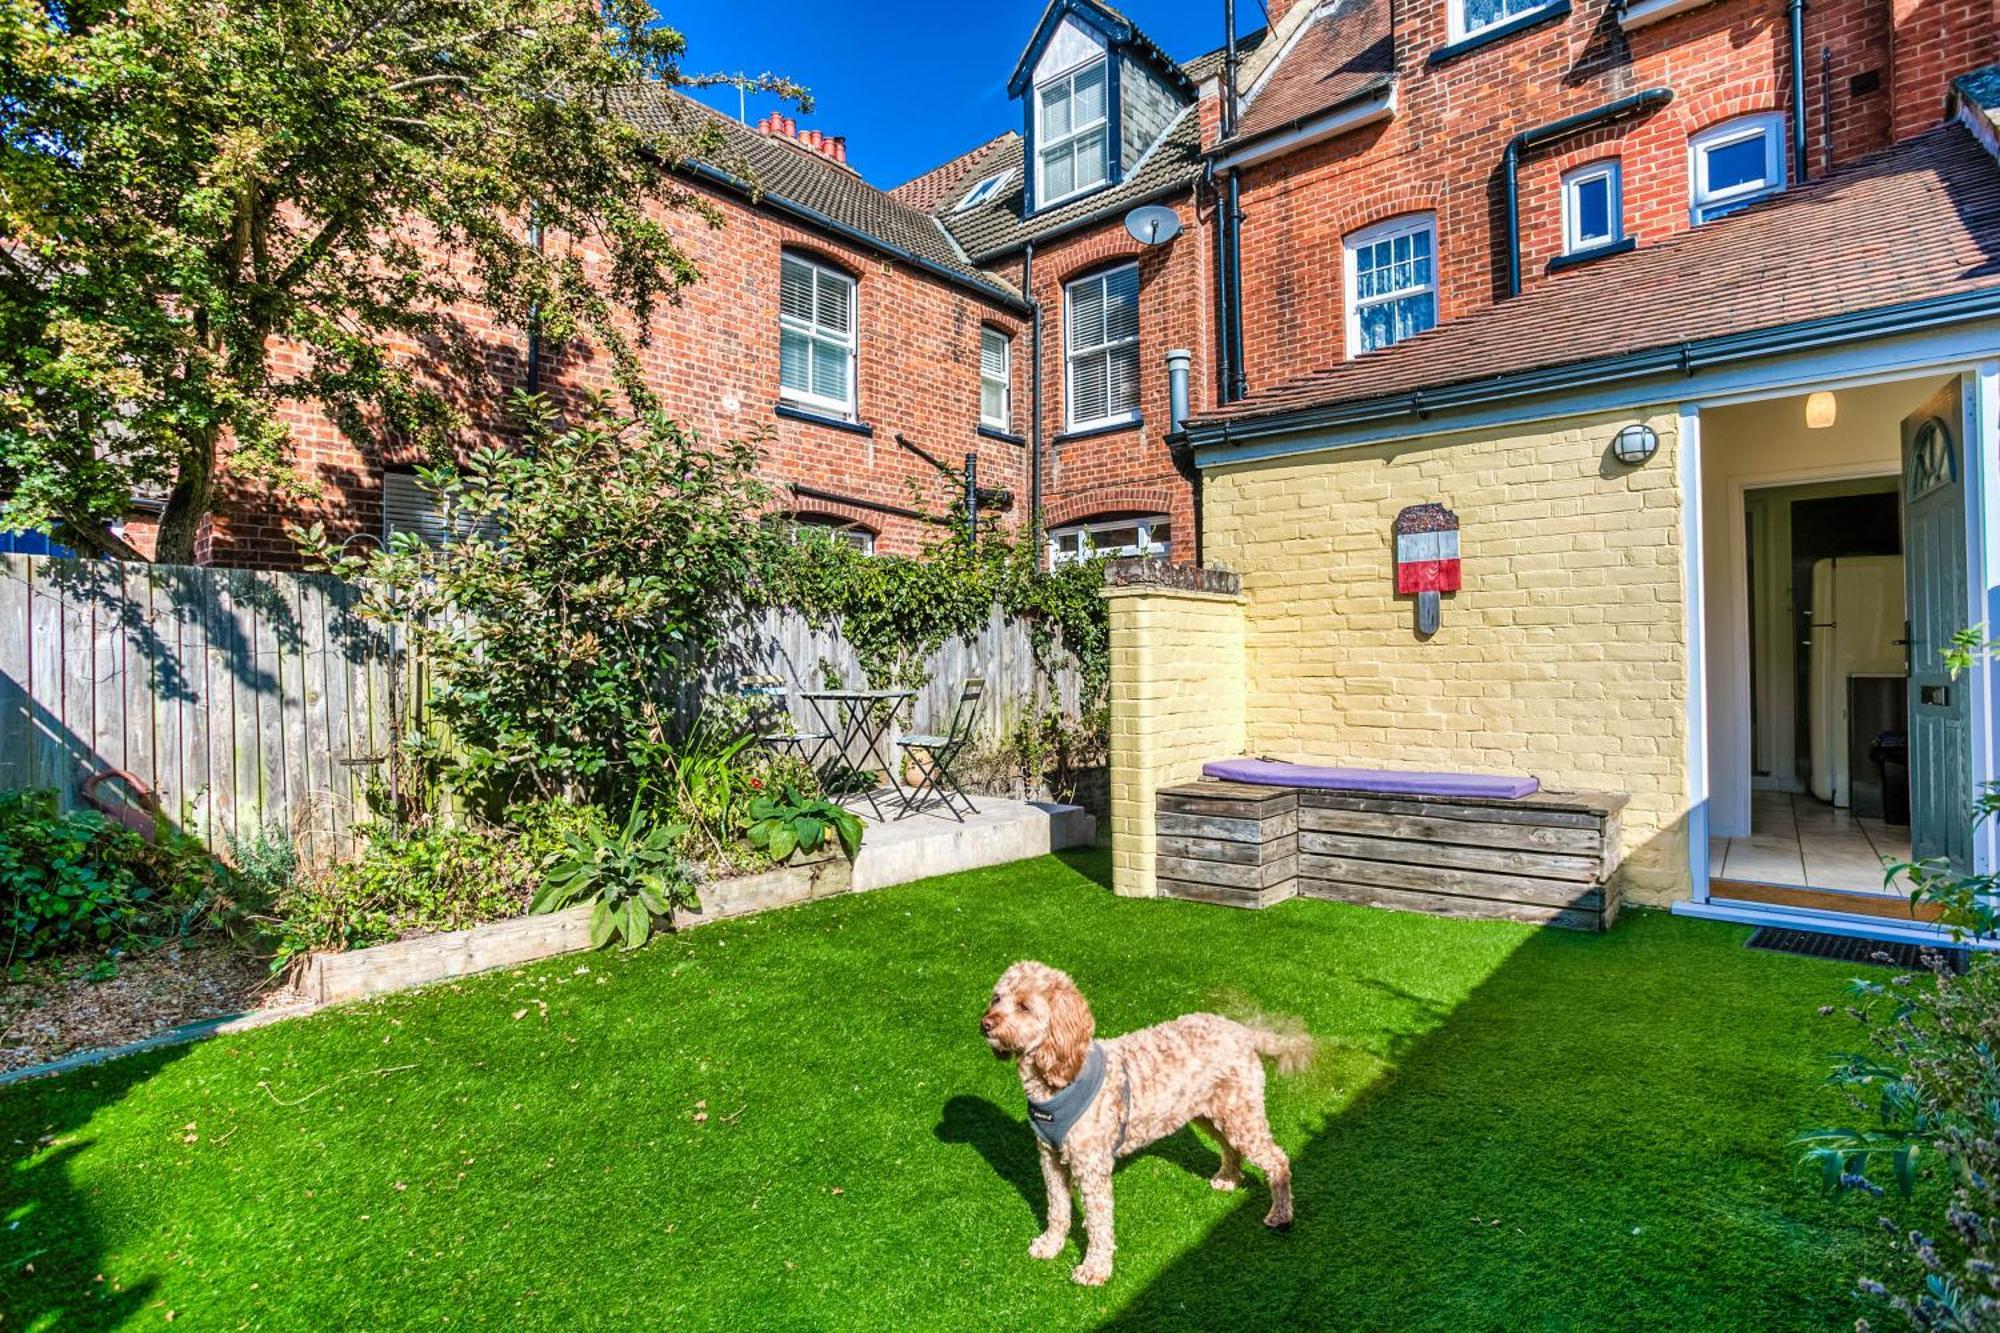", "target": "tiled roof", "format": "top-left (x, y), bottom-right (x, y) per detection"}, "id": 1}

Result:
top-left (1191, 125), bottom-right (2000, 431)
top-left (1232, 0), bottom-right (1394, 144)
top-left (938, 108), bottom-right (1206, 262)
top-left (890, 133), bottom-right (1016, 211)
top-left (604, 86), bottom-right (1017, 301)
